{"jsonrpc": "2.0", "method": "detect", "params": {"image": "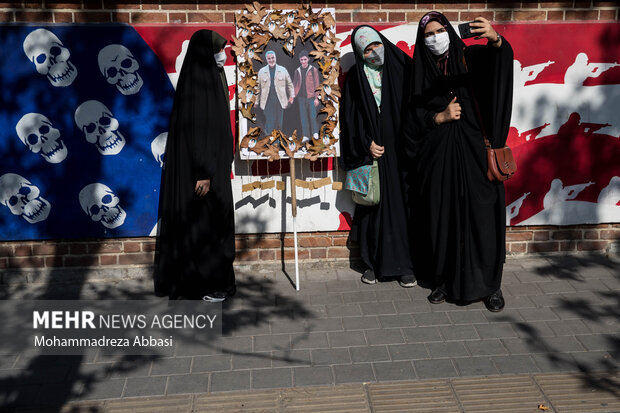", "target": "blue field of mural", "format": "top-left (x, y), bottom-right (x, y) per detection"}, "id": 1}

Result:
top-left (0, 24), bottom-right (174, 240)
